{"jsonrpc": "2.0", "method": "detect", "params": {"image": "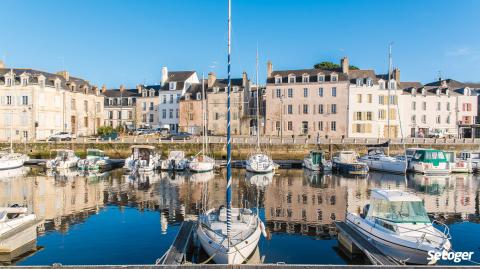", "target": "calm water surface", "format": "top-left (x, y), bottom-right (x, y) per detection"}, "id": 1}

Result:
top-left (1, 167), bottom-right (479, 265)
